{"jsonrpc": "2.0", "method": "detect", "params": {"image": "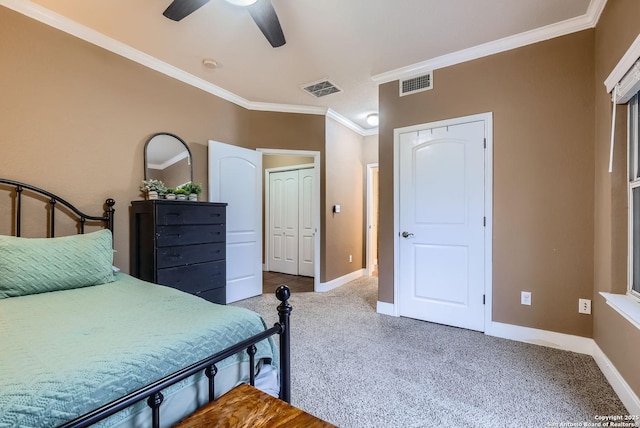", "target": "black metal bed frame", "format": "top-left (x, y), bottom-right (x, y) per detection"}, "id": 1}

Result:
top-left (0, 178), bottom-right (292, 428)
top-left (0, 178), bottom-right (115, 236)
